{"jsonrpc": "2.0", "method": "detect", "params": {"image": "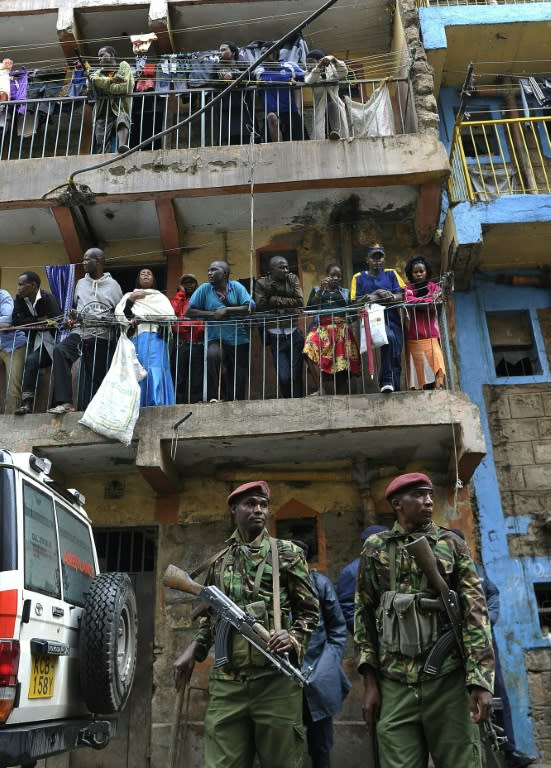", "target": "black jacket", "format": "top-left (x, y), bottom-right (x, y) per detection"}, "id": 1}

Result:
top-left (12, 290), bottom-right (62, 345)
